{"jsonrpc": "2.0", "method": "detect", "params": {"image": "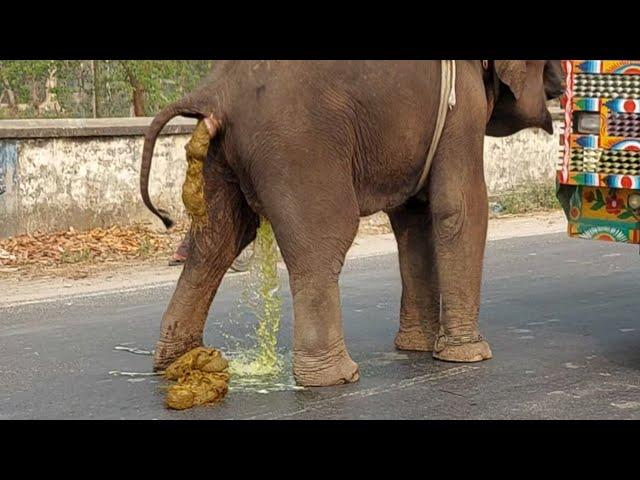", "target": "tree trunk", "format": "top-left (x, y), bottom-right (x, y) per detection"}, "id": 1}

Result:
top-left (90, 60), bottom-right (98, 118)
top-left (1, 79), bottom-right (17, 111)
top-left (31, 78), bottom-right (40, 113)
top-left (131, 81), bottom-right (146, 116)
top-left (38, 67), bottom-right (62, 115)
top-left (121, 63), bottom-right (146, 116)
